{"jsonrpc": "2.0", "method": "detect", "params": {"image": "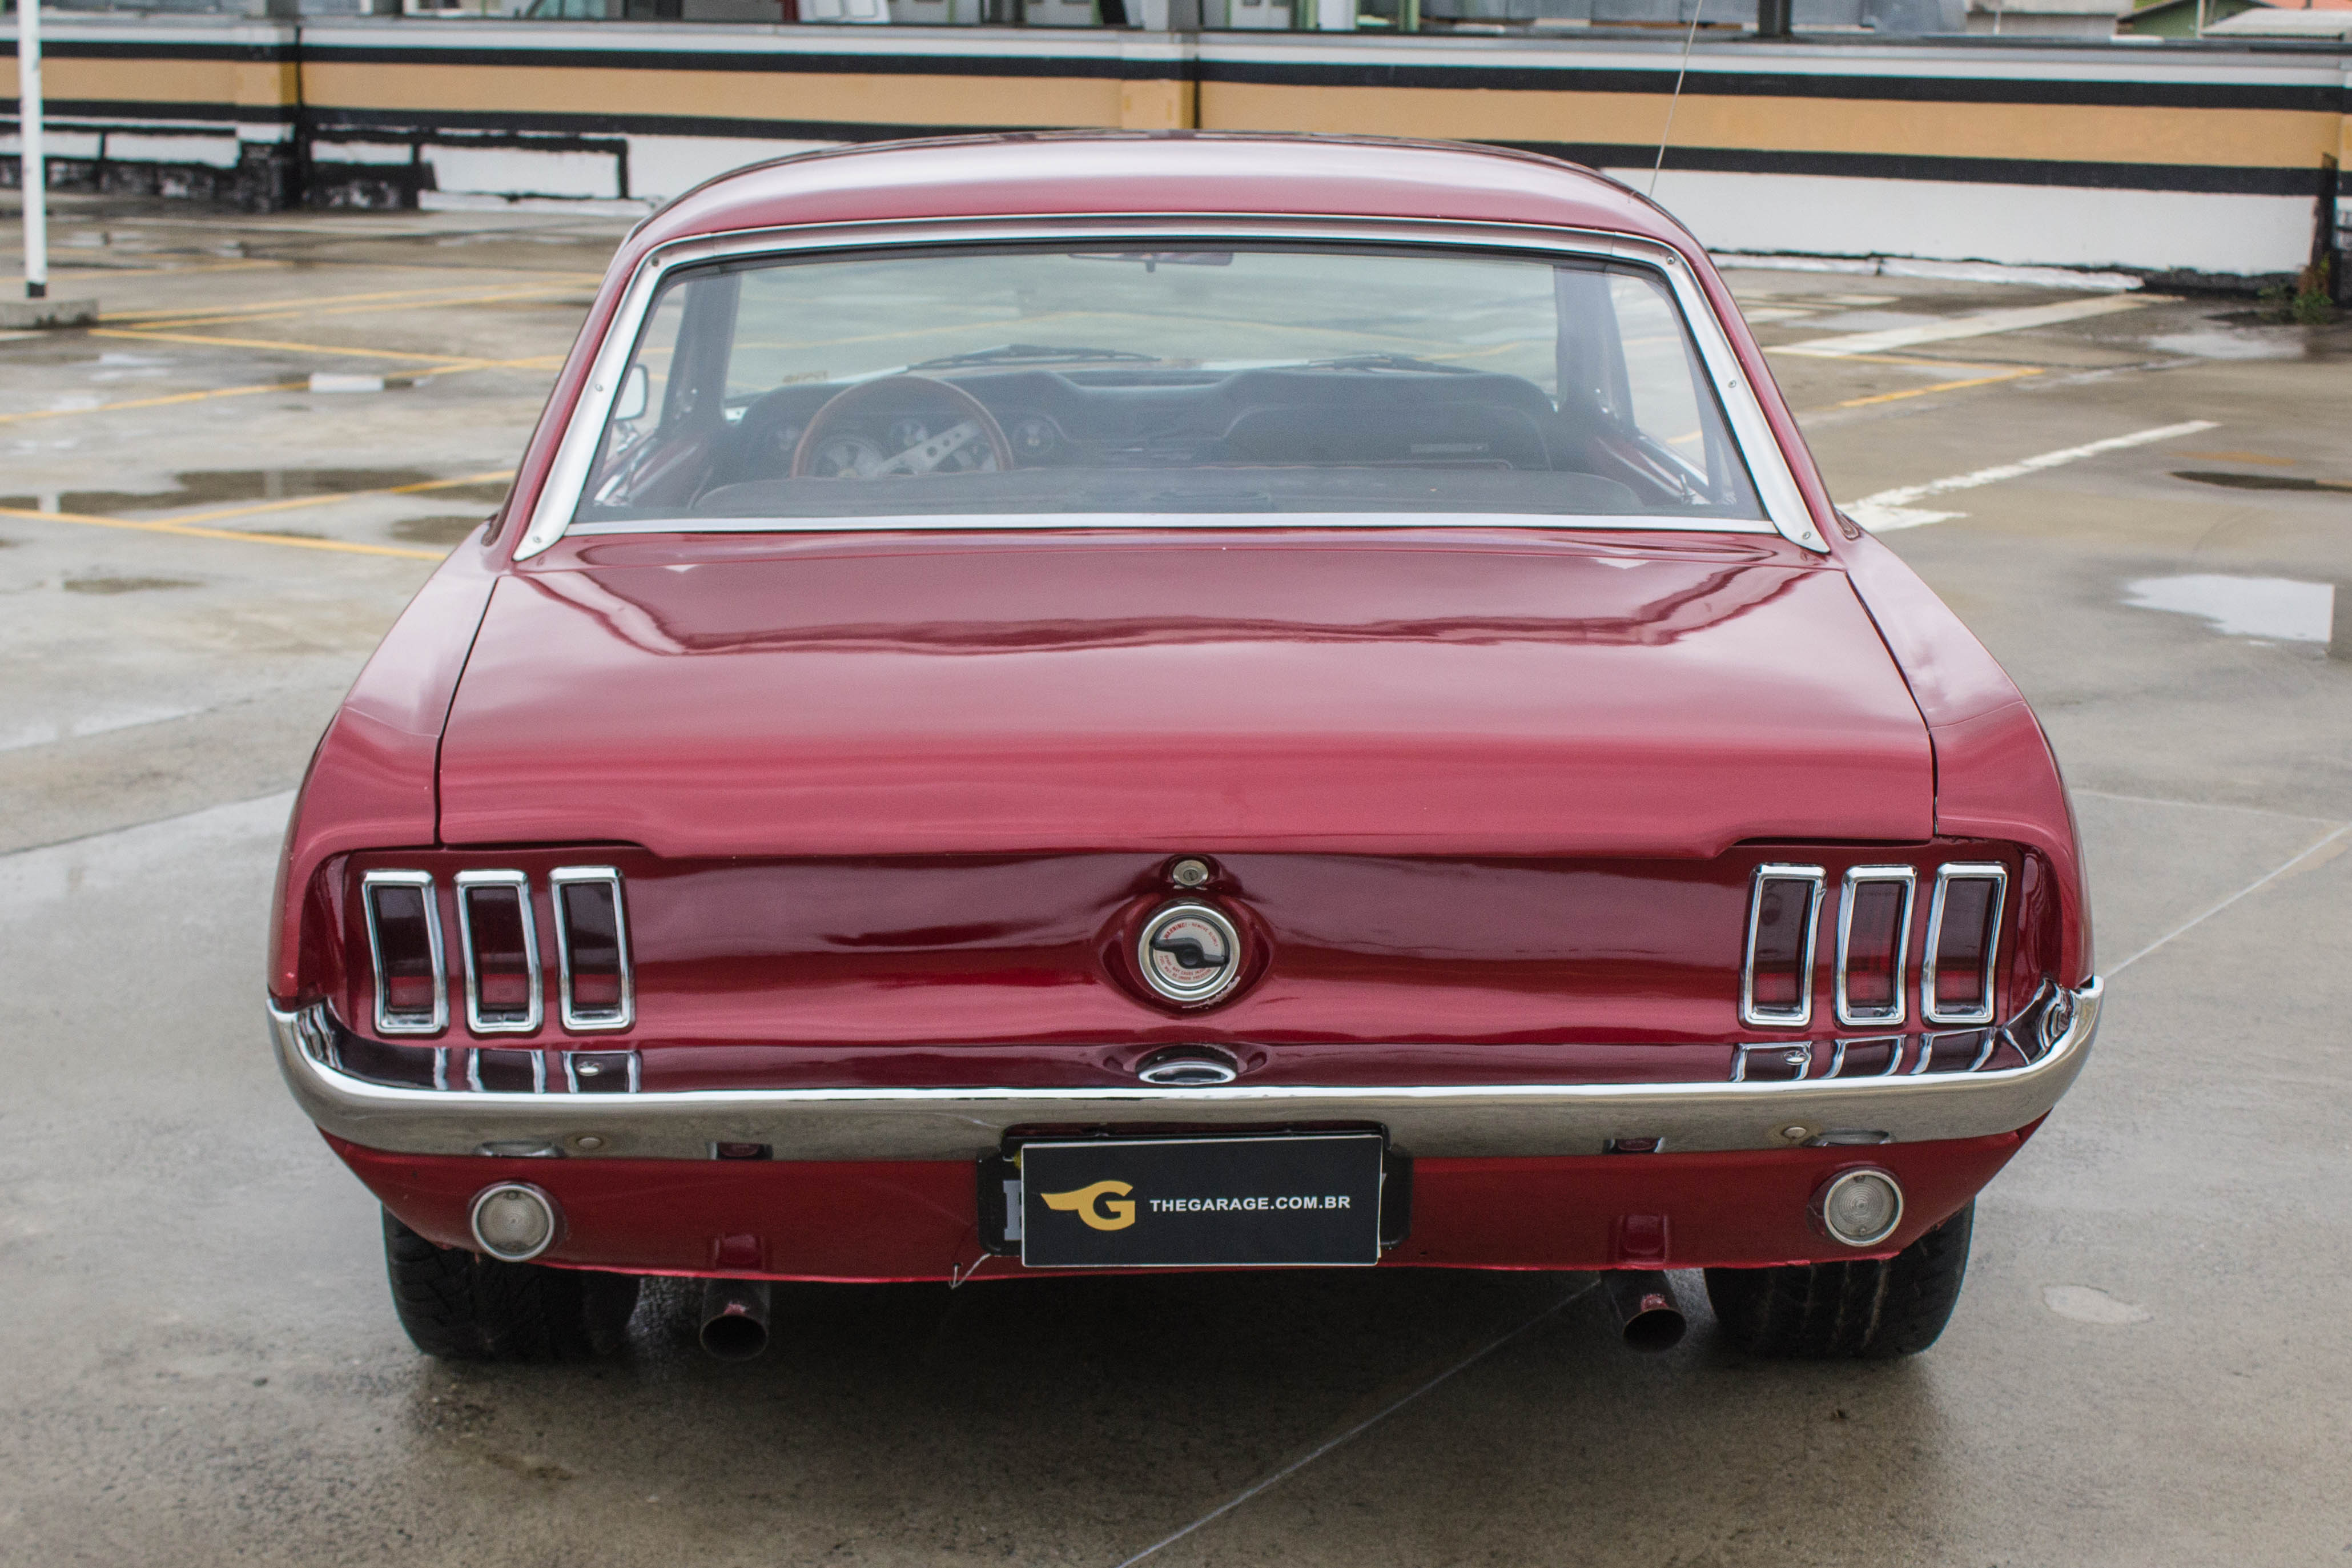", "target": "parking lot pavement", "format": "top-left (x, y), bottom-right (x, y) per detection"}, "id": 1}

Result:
top-left (2, 198), bottom-right (2349, 1566)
